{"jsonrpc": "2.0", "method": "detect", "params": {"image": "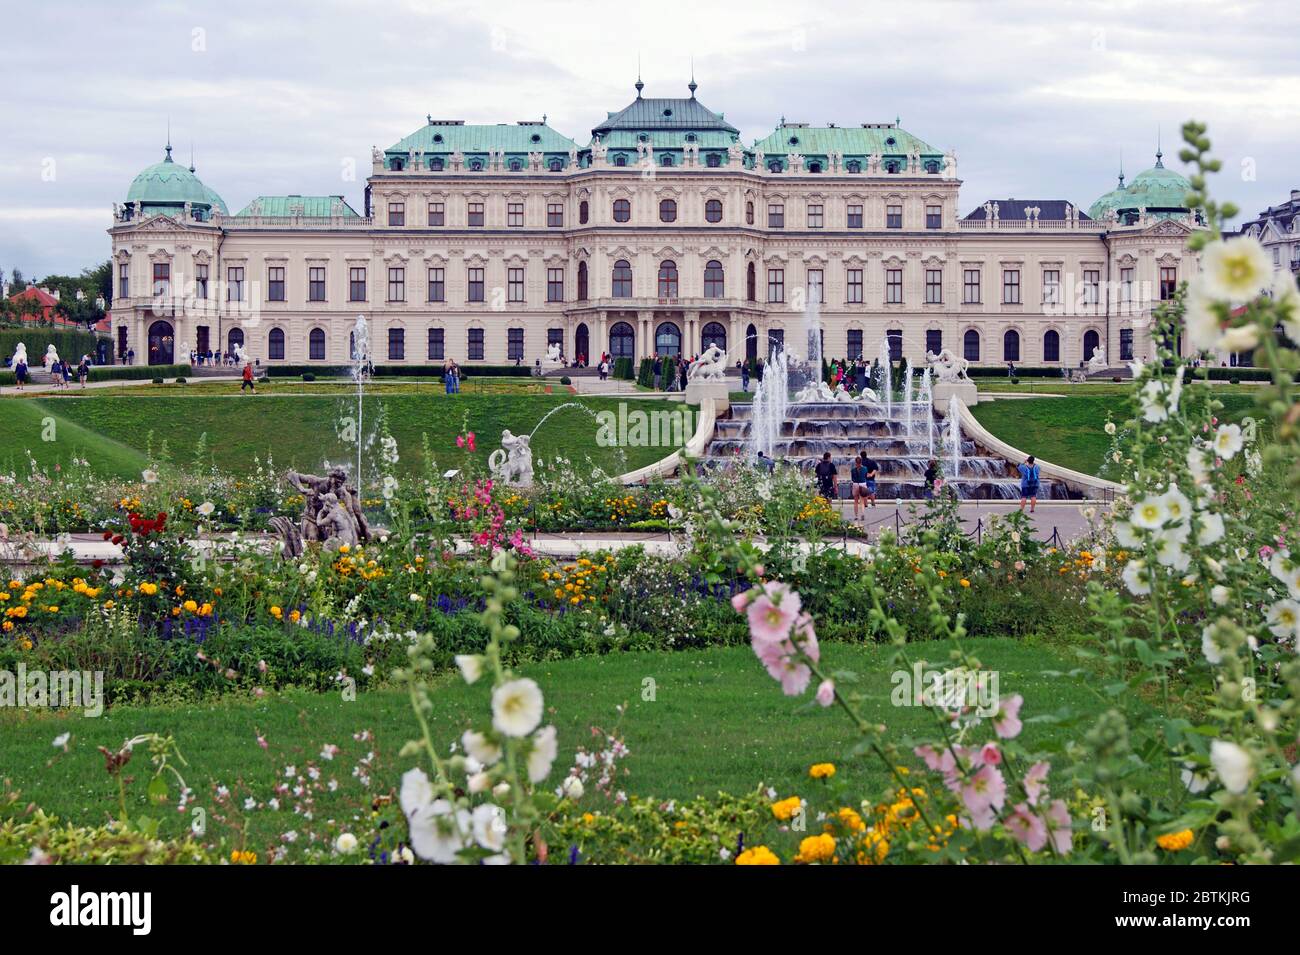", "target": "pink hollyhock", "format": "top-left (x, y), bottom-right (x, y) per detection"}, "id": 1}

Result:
top-left (455, 434), bottom-right (465, 448)
top-left (745, 582), bottom-right (802, 645)
top-left (1044, 799), bottom-right (1072, 854)
top-left (753, 639), bottom-right (812, 696)
top-left (914, 745), bottom-right (955, 774)
top-left (815, 679), bottom-right (835, 707)
top-left (977, 742), bottom-right (1001, 766)
top-left (991, 694), bottom-right (1024, 739)
top-left (1006, 803), bottom-right (1048, 851)
top-left (791, 613), bottom-right (819, 663)
top-left (960, 764), bottom-right (1006, 830)
top-left (1023, 761), bottom-right (1050, 806)
top-left (731, 591), bottom-right (750, 614)
top-left (467, 432), bottom-right (476, 452)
